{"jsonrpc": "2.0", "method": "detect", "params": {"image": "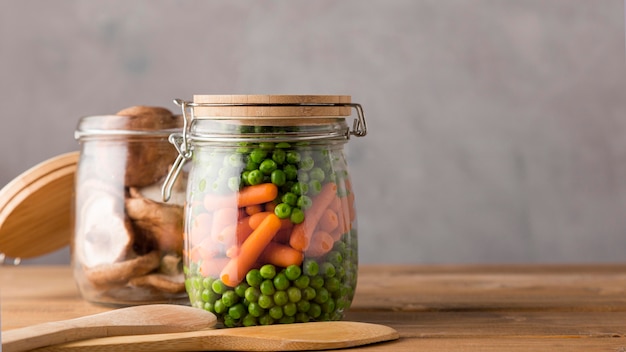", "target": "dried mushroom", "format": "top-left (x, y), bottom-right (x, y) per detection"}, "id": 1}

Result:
top-left (126, 187), bottom-right (184, 254)
top-left (114, 106), bottom-right (182, 187)
top-left (84, 251), bottom-right (161, 287)
top-left (130, 273), bottom-right (185, 294)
